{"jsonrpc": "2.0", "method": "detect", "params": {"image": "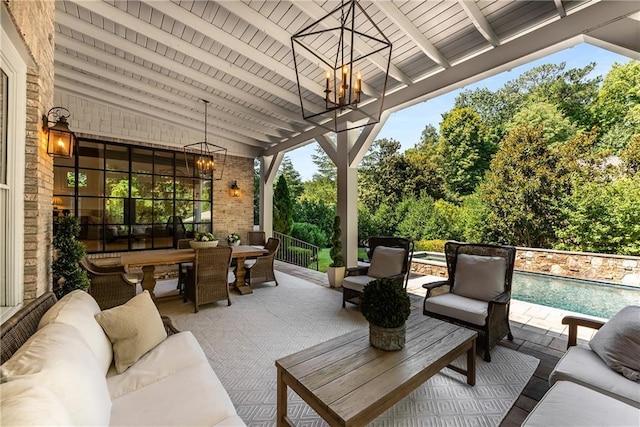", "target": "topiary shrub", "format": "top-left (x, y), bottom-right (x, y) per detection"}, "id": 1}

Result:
top-left (360, 278), bottom-right (411, 329)
top-left (52, 215), bottom-right (90, 299)
top-left (329, 216), bottom-right (344, 267)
